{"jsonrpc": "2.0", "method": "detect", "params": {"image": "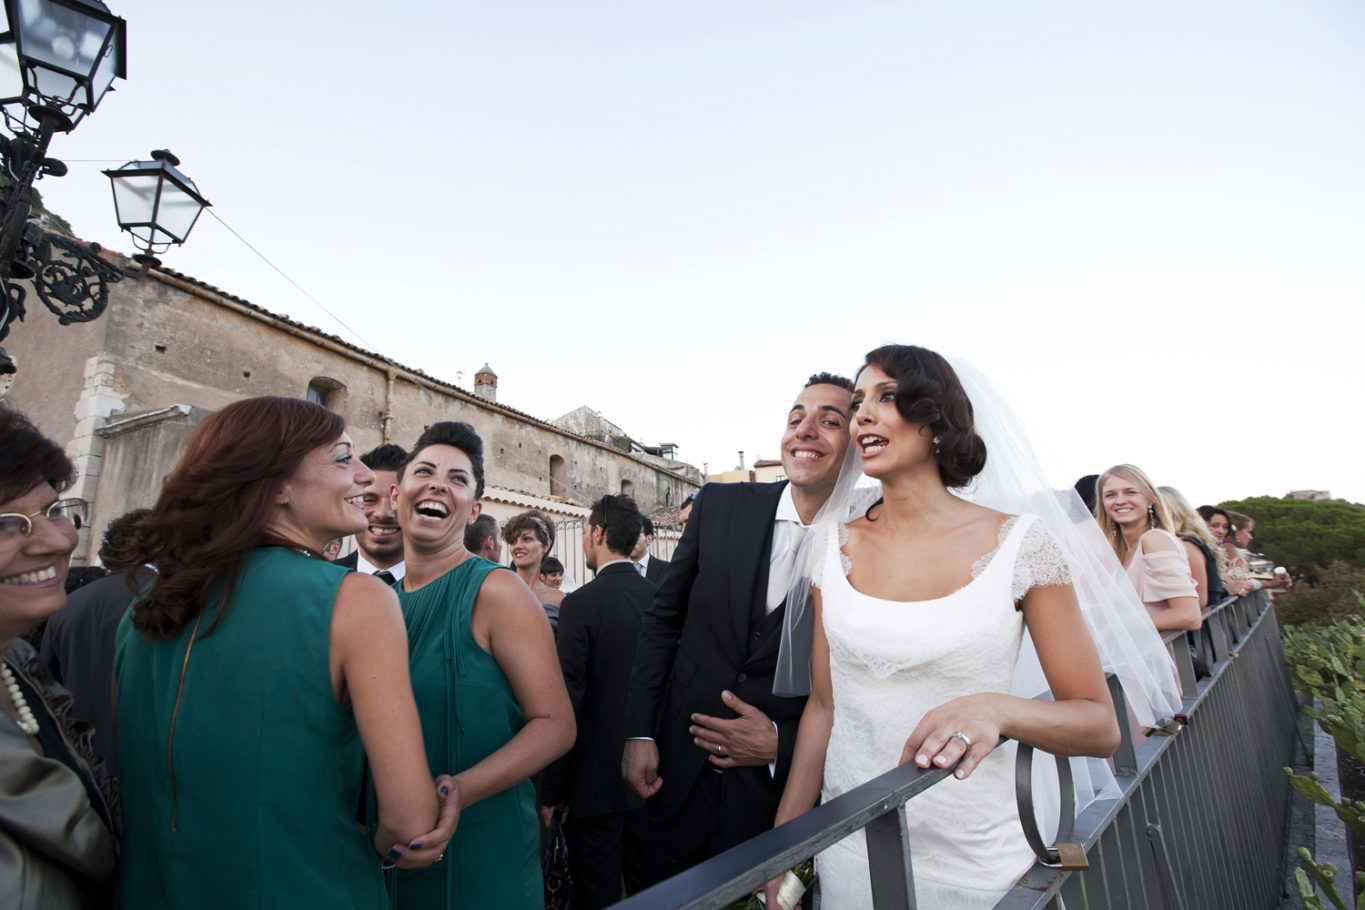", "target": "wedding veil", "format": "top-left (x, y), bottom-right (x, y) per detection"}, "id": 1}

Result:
top-left (772, 355), bottom-right (1180, 726)
top-left (771, 350), bottom-right (1181, 839)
